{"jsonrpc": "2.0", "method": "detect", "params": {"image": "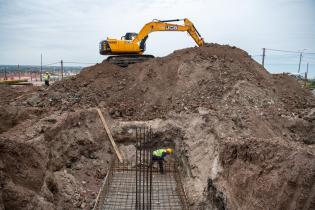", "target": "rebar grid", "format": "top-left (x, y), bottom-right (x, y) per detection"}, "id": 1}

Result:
top-left (174, 167), bottom-right (190, 210)
top-left (101, 162), bottom-right (183, 210)
top-left (93, 158), bottom-right (115, 210)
